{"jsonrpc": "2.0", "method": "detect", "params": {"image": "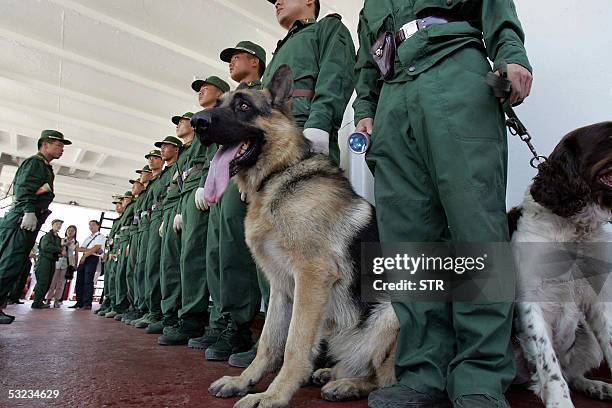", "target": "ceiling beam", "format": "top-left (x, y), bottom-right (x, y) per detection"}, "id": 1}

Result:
top-left (70, 147), bottom-right (86, 175)
top-left (0, 70), bottom-right (170, 126)
top-left (210, 0), bottom-right (285, 38)
top-left (48, 0), bottom-right (227, 72)
top-left (0, 26), bottom-right (193, 100)
top-left (88, 153), bottom-right (108, 178)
